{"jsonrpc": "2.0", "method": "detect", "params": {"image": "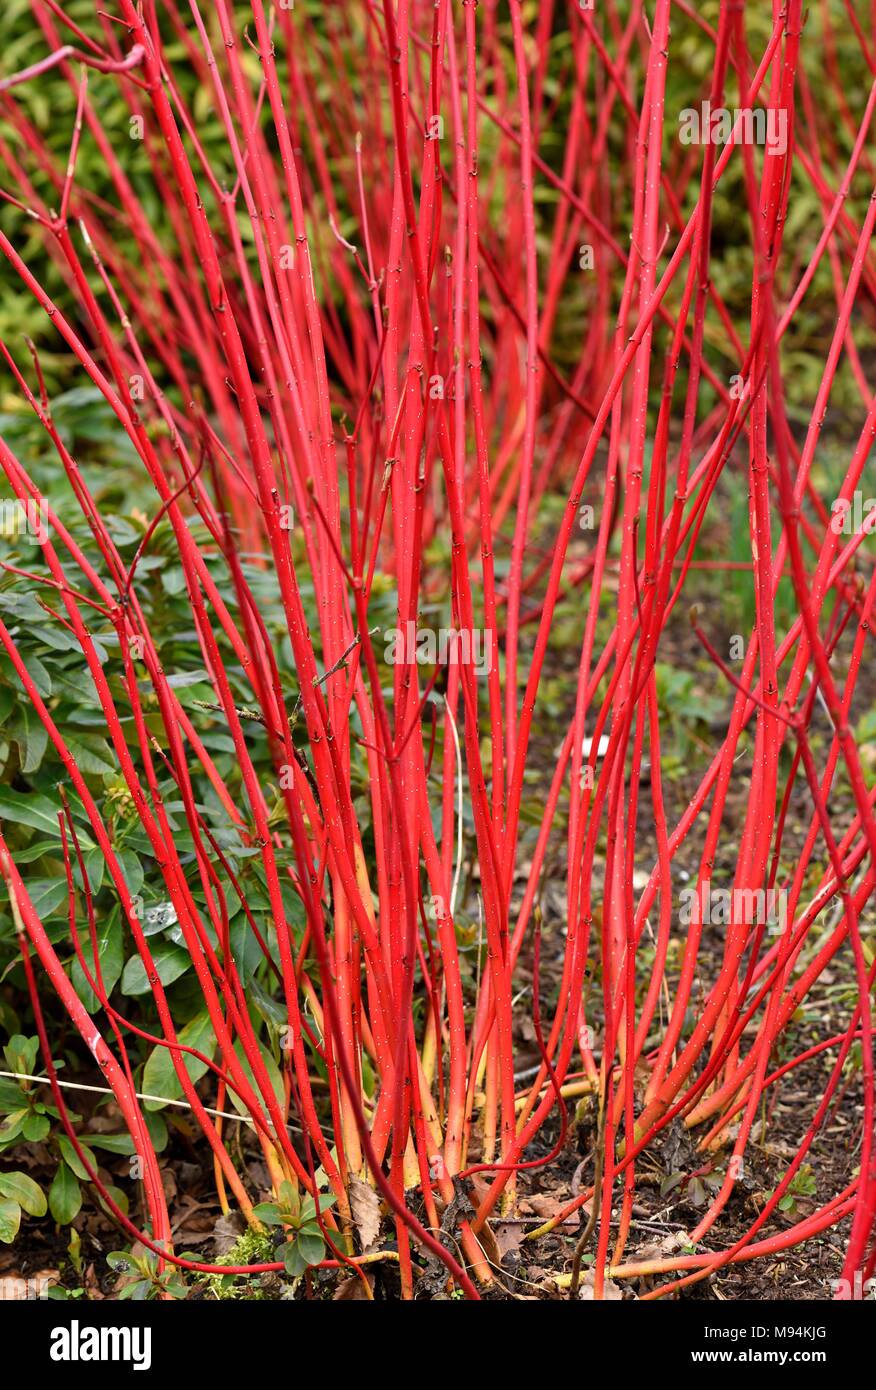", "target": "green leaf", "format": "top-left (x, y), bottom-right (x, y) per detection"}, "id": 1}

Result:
top-left (3, 1035), bottom-right (38, 1074)
top-left (296, 1226), bottom-right (325, 1266)
top-left (0, 1110), bottom-right (28, 1145)
top-left (226, 1038), bottom-right (285, 1123)
top-left (165, 669), bottom-right (210, 688)
top-left (71, 910), bottom-right (123, 1012)
top-left (248, 977), bottom-right (288, 1027)
top-left (21, 1112), bottom-right (50, 1142)
top-left (161, 567), bottom-right (188, 597)
top-left (300, 1193), bottom-right (337, 1224)
top-left (106, 1250), bottom-right (135, 1274)
top-left (279, 1239), bottom-right (307, 1278)
top-left (251, 1202), bottom-right (283, 1226)
top-left (98, 1184), bottom-right (129, 1218)
top-left (277, 1181), bottom-right (298, 1217)
top-left (279, 1228), bottom-right (324, 1274)
top-left (0, 593), bottom-right (45, 625)
top-left (121, 943), bottom-right (190, 996)
top-left (0, 1078), bottom-right (24, 1110)
top-left (9, 703), bottom-right (48, 774)
top-left (116, 848), bottom-right (144, 898)
top-left (82, 847), bottom-right (106, 894)
top-left (32, 623), bottom-right (80, 654)
top-left (118, 1279), bottom-right (151, 1300)
top-left (0, 789), bottom-right (92, 842)
top-left (65, 734), bottom-right (117, 777)
top-left (5, 839), bottom-right (61, 865)
top-left (142, 1010), bottom-right (216, 1111)
top-left (229, 916), bottom-right (264, 984)
top-left (81, 1133), bottom-right (135, 1155)
top-left (19, 879), bottom-right (70, 921)
top-left (0, 1197), bottom-right (21, 1244)
top-left (57, 1136), bottom-right (91, 1182)
top-left (49, 1163), bottom-right (82, 1224)
top-left (0, 651), bottom-right (51, 699)
top-left (0, 1170), bottom-right (46, 1216)
top-left (144, 1111), bottom-right (168, 1152)
top-left (103, 515), bottom-right (142, 547)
